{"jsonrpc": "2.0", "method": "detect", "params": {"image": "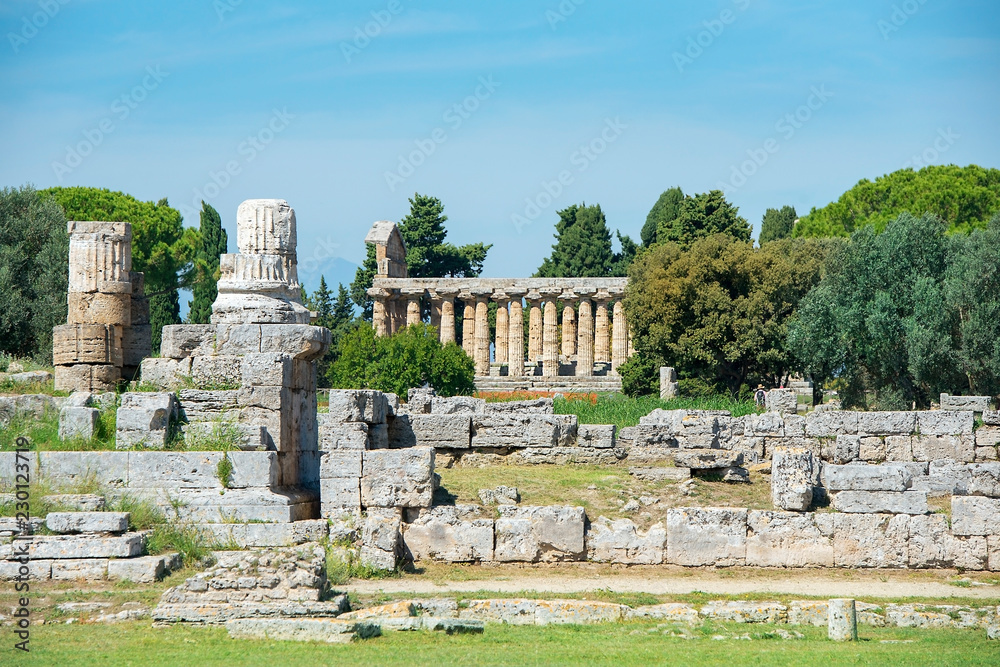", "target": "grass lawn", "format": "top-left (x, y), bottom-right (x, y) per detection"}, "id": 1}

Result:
top-left (552, 393), bottom-right (760, 428)
top-left (436, 464), bottom-right (773, 528)
top-left (11, 619), bottom-right (999, 666)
